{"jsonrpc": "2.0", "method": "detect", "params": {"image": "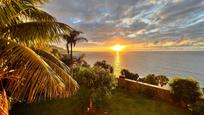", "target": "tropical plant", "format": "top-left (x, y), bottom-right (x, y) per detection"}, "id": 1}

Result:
top-left (169, 78), bottom-right (202, 108)
top-left (94, 60), bottom-right (114, 73)
top-left (0, 0), bottom-right (79, 111)
top-left (60, 31), bottom-right (88, 61)
top-left (73, 66), bottom-right (115, 113)
top-left (120, 69), bottom-right (139, 81)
